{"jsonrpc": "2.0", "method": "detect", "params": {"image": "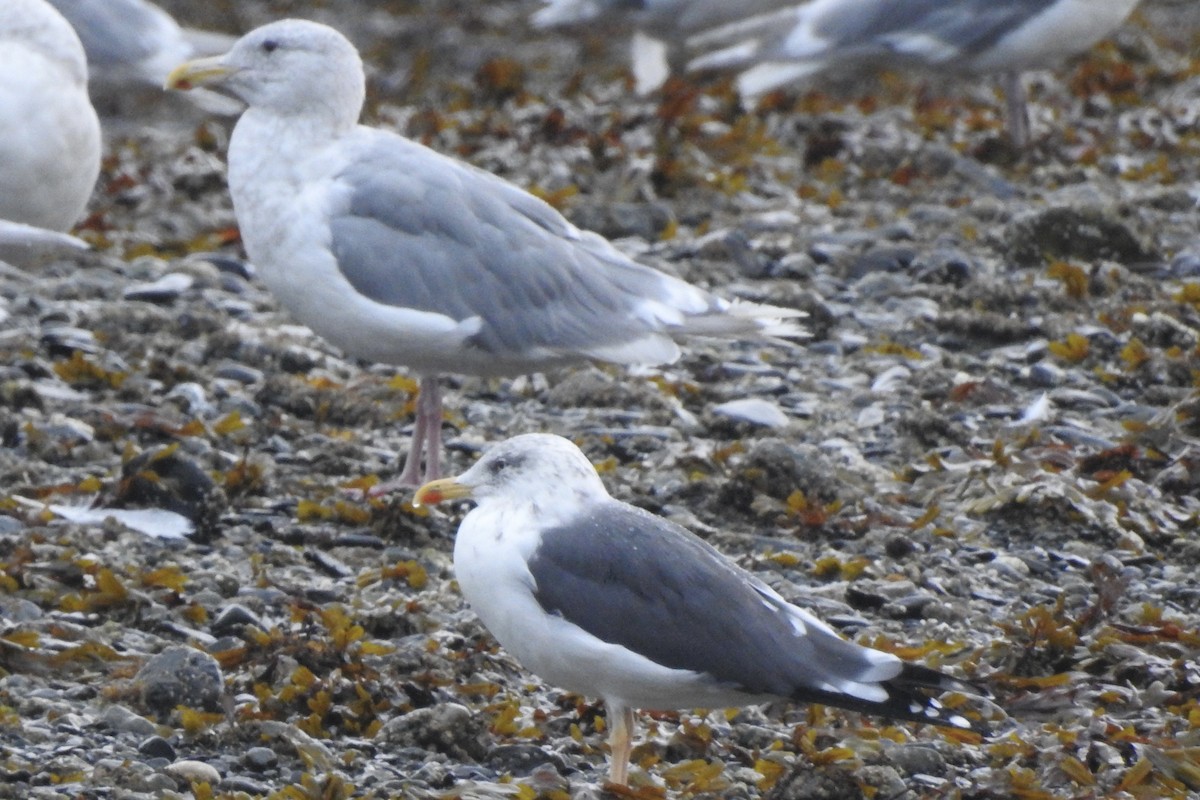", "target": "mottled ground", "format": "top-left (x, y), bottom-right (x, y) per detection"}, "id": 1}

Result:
top-left (2, 1), bottom-right (1200, 798)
